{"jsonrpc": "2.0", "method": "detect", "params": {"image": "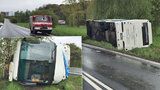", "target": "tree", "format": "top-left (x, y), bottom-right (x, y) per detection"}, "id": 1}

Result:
top-left (69, 11), bottom-right (85, 27)
top-left (63, 0), bottom-right (89, 26)
top-left (0, 14), bottom-right (4, 22)
top-left (90, 0), bottom-right (152, 20)
top-left (151, 0), bottom-right (160, 26)
top-left (9, 16), bottom-right (17, 23)
top-left (0, 38), bottom-right (19, 78)
top-left (14, 10), bottom-right (31, 23)
top-left (68, 43), bottom-right (82, 67)
top-left (150, 0), bottom-right (160, 34)
top-left (38, 4), bottom-right (65, 20)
